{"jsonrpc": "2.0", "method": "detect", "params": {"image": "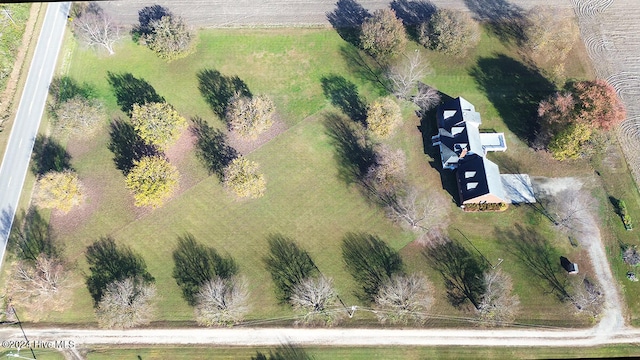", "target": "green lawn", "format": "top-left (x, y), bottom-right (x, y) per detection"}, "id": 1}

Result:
top-left (84, 344), bottom-right (640, 360)
top-left (9, 23), bottom-right (610, 328)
